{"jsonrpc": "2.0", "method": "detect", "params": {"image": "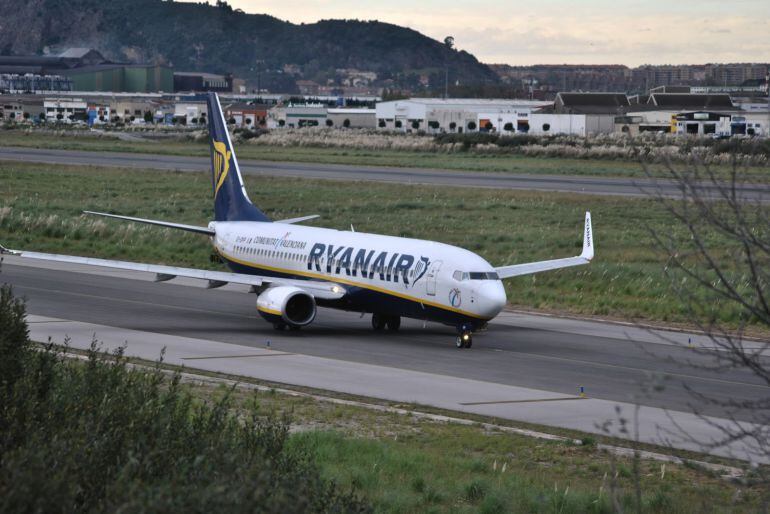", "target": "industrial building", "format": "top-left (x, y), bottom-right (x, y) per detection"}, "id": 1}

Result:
top-left (326, 108), bottom-right (376, 128)
top-left (375, 98), bottom-right (549, 132)
top-left (64, 64), bottom-right (173, 93)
